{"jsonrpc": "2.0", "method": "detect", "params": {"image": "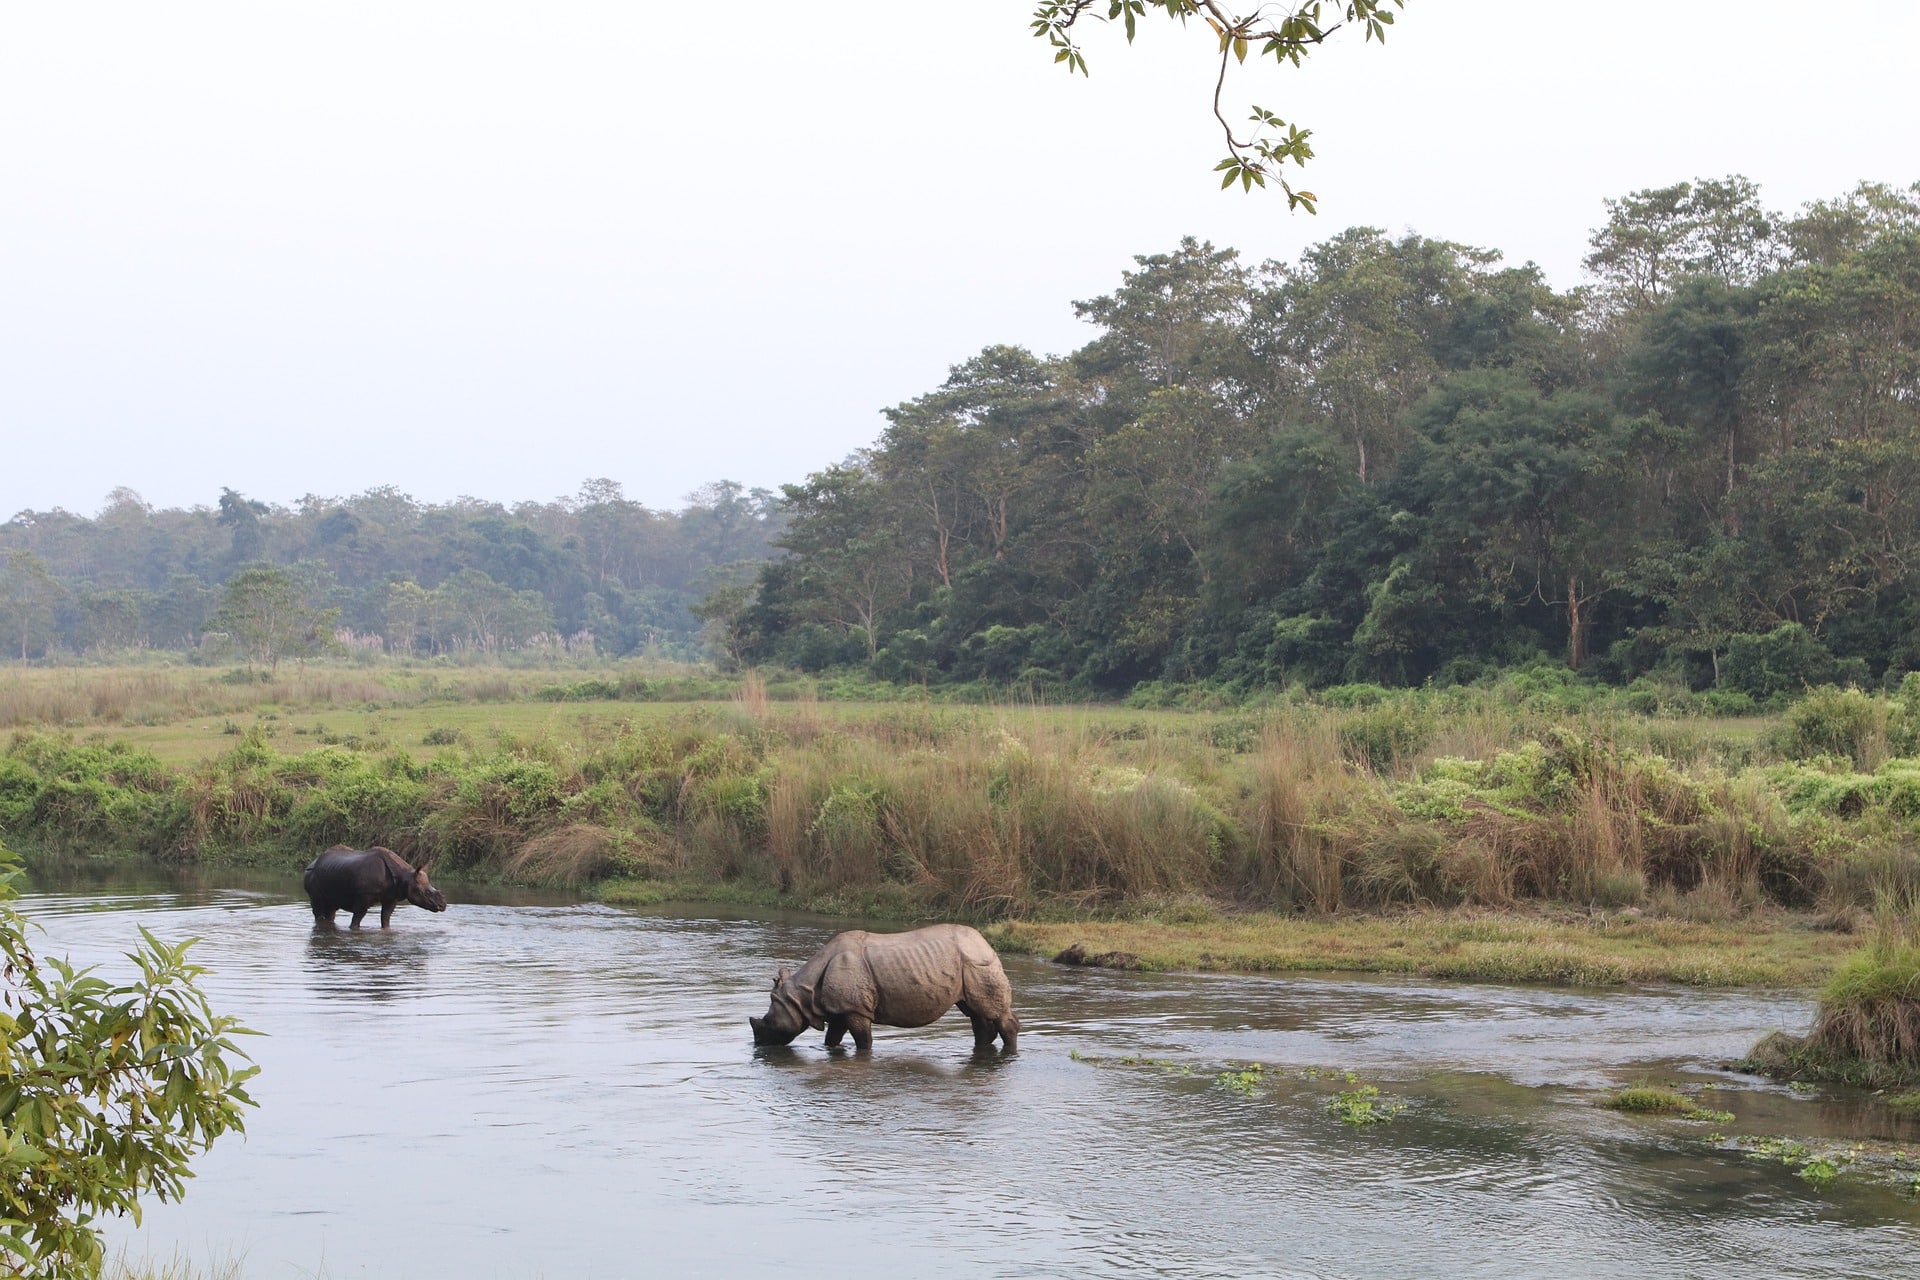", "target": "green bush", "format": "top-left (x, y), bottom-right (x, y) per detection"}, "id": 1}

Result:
top-left (0, 842), bottom-right (258, 1277)
top-left (1775, 686), bottom-right (1884, 767)
top-left (1335, 702), bottom-right (1430, 770)
top-left (1722, 624), bottom-right (1867, 698)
